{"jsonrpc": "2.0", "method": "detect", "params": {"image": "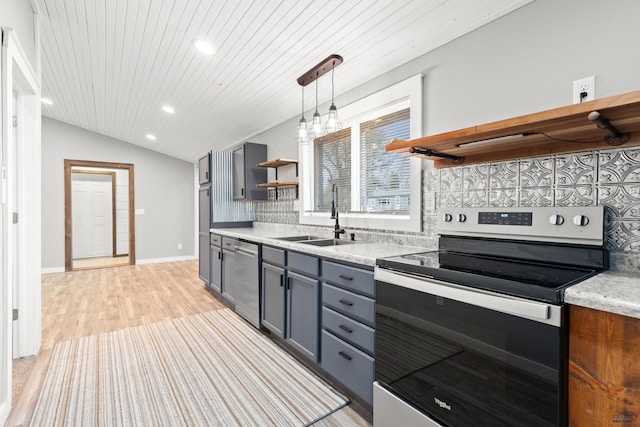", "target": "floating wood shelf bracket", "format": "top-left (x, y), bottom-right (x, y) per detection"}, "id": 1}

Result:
top-left (409, 147), bottom-right (464, 164)
top-left (588, 111), bottom-right (630, 146)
